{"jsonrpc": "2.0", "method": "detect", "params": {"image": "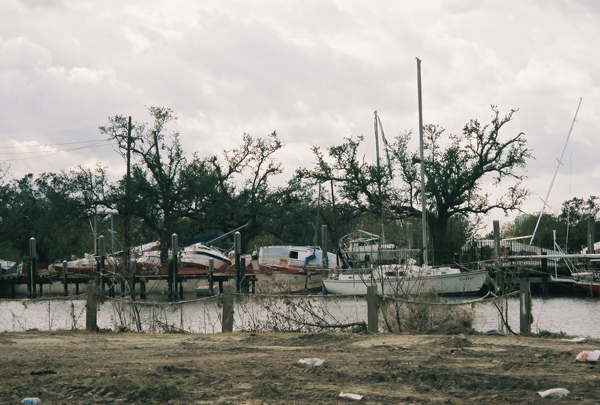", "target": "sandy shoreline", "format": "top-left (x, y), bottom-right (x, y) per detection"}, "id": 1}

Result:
top-left (1, 330), bottom-right (599, 404)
